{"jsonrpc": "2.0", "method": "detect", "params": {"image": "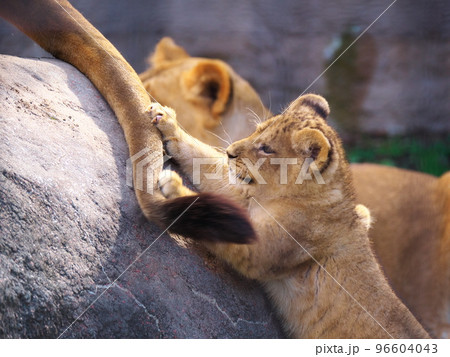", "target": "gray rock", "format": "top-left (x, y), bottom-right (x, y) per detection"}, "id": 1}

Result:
top-left (0, 55), bottom-right (283, 338)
